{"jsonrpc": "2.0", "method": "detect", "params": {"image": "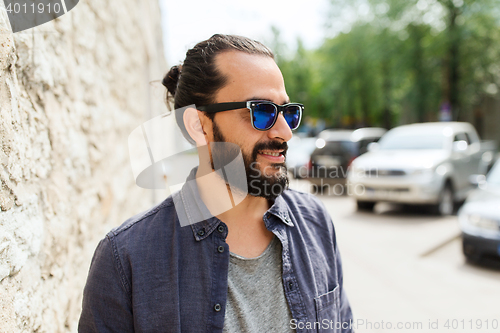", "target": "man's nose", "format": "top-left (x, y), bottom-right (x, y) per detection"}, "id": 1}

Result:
top-left (268, 112), bottom-right (293, 142)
